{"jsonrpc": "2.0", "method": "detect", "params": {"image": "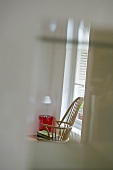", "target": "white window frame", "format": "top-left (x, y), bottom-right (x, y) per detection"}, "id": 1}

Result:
top-left (60, 20), bottom-right (90, 135)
